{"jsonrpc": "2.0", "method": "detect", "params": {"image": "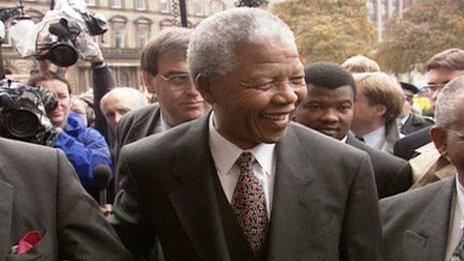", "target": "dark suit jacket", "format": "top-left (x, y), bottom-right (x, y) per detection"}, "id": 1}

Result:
top-left (380, 176), bottom-right (454, 261)
top-left (394, 126), bottom-right (432, 160)
top-left (110, 113), bottom-right (383, 260)
top-left (400, 113), bottom-right (434, 136)
top-left (113, 103), bottom-right (161, 163)
top-left (346, 132), bottom-right (412, 198)
top-left (0, 138), bottom-right (133, 261)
